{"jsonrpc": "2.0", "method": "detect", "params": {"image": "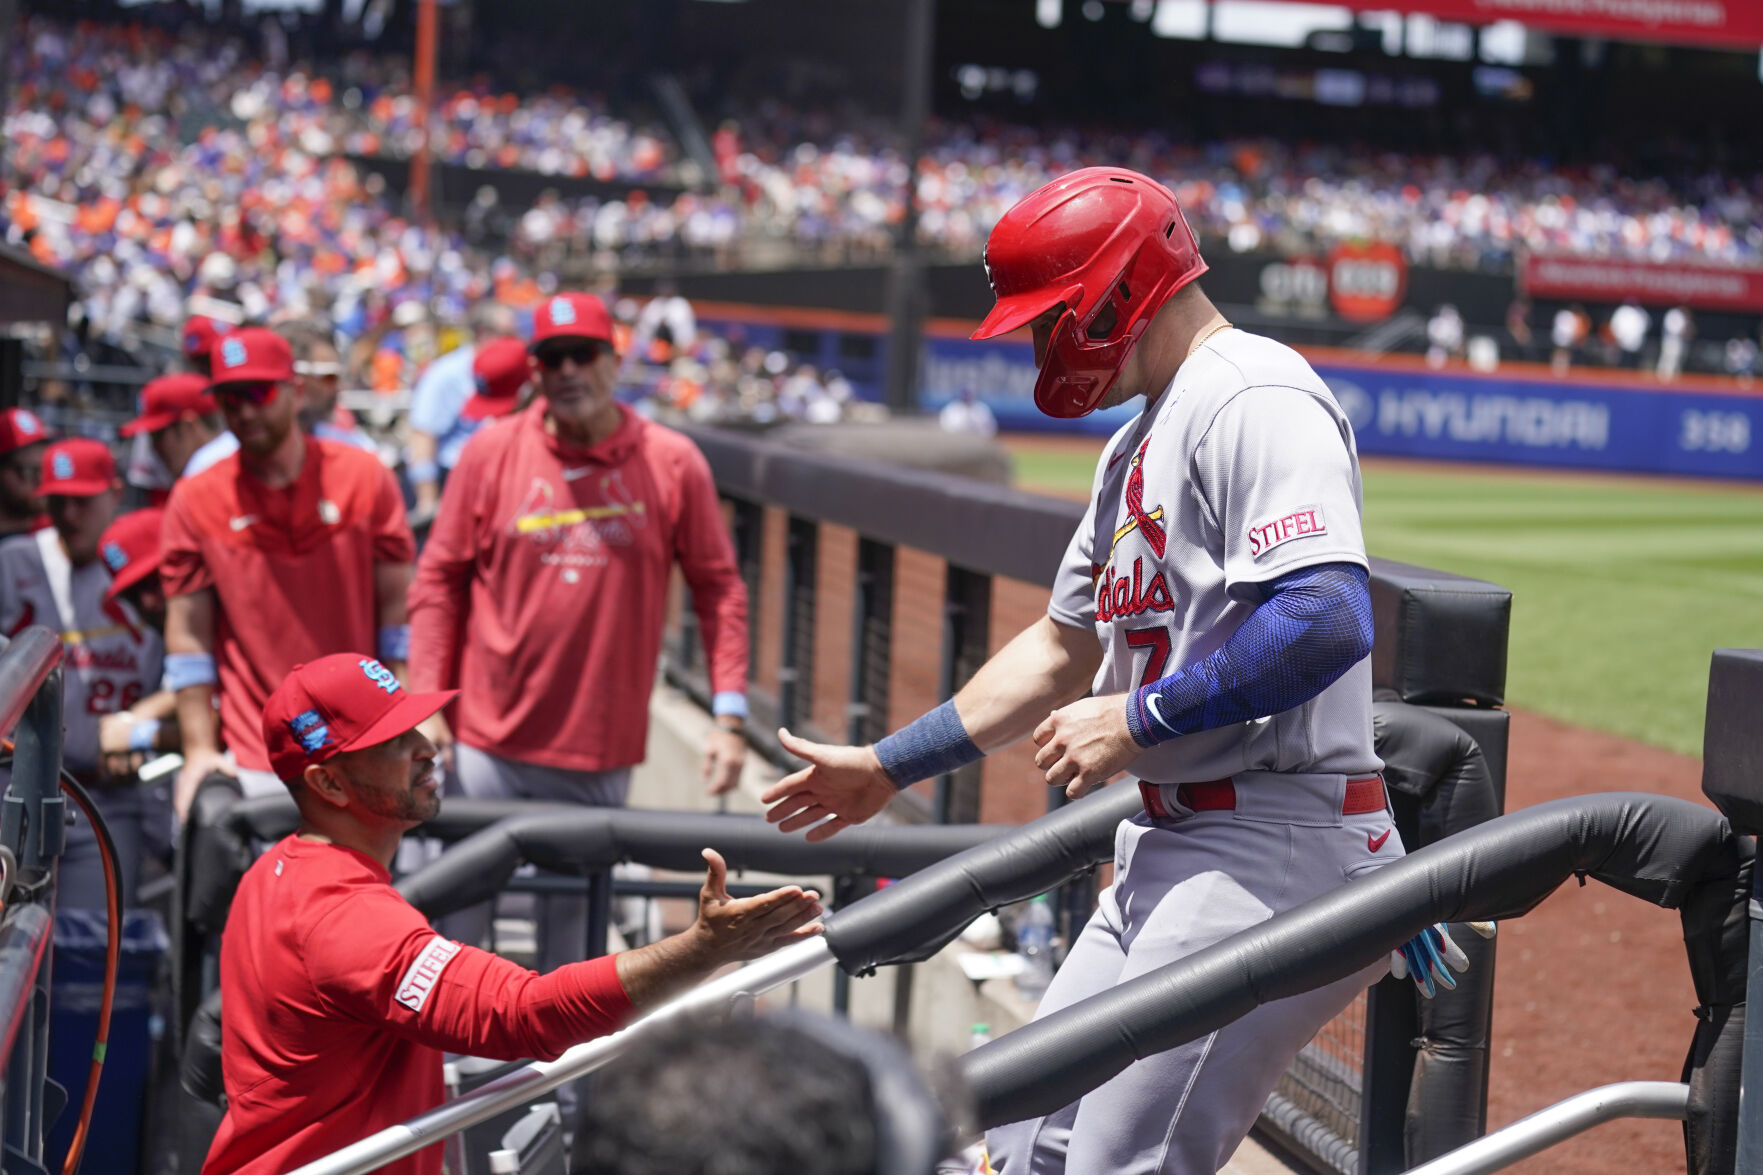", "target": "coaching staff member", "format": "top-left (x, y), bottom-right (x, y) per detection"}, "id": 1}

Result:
top-left (409, 292), bottom-right (749, 807)
top-left (163, 328), bottom-right (416, 815)
top-left (204, 654), bottom-right (823, 1175)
